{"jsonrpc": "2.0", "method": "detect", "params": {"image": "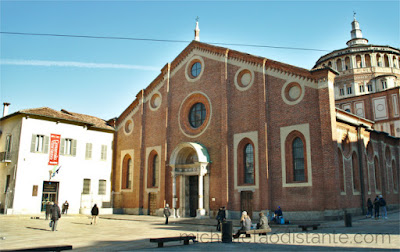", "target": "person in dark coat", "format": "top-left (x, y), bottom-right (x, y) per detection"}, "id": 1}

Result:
top-left (62, 201), bottom-right (69, 215)
top-left (373, 195), bottom-right (380, 219)
top-left (163, 204), bottom-right (171, 225)
top-left (366, 198), bottom-right (373, 218)
top-left (50, 203), bottom-right (61, 231)
top-left (379, 195), bottom-right (387, 219)
top-left (91, 204), bottom-right (99, 225)
top-left (216, 206), bottom-right (226, 231)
